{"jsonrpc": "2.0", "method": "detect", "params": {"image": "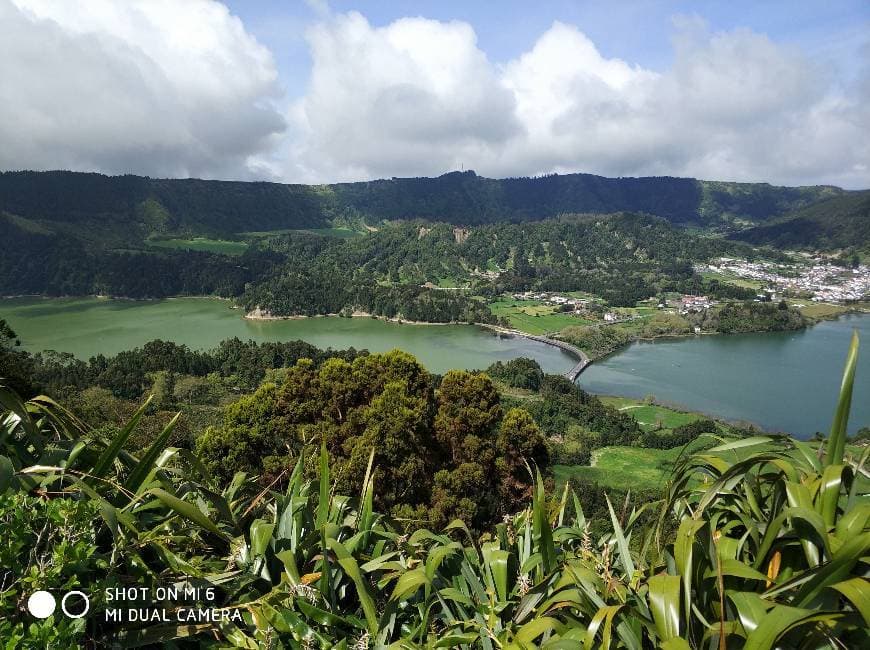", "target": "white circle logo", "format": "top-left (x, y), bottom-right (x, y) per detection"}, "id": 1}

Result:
top-left (27, 591), bottom-right (56, 618)
top-left (61, 591), bottom-right (90, 619)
